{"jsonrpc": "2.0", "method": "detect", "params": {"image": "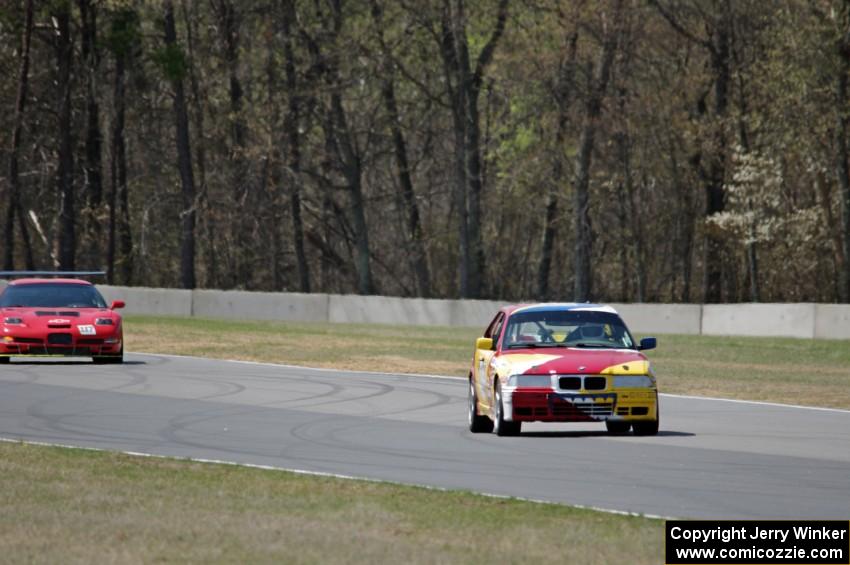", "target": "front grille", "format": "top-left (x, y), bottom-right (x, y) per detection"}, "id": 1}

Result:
top-left (47, 333), bottom-right (73, 345)
top-left (48, 324), bottom-right (71, 329)
top-left (512, 390), bottom-right (618, 421)
top-left (552, 401), bottom-right (614, 418)
top-left (631, 407), bottom-right (648, 416)
top-left (36, 311), bottom-right (80, 317)
top-left (43, 347), bottom-right (91, 355)
top-left (558, 376), bottom-right (581, 390)
top-left (558, 375), bottom-right (607, 391)
top-left (584, 376), bottom-right (607, 390)
top-left (77, 338), bottom-right (103, 345)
